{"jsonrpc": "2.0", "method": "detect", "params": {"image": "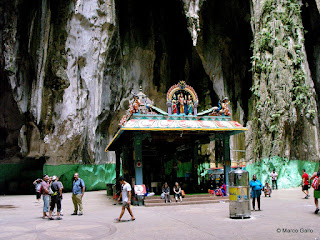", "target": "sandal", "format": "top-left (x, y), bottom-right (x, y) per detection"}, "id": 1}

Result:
top-left (131, 218), bottom-right (136, 221)
top-left (115, 218), bottom-right (120, 222)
